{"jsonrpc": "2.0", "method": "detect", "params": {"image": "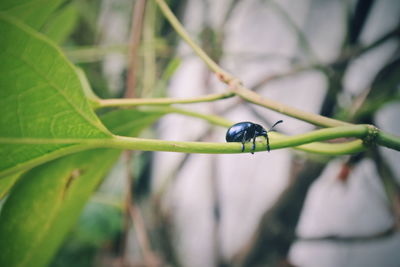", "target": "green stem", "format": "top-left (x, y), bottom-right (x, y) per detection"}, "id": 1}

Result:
top-left (95, 92), bottom-right (234, 108)
top-left (0, 126), bottom-right (368, 150)
top-left (233, 84), bottom-right (351, 127)
top-left (0, 125), bottom-right (376, 178)
top-left (296, 140), bottom-right (364, 155)
top-left (268, 0), bottom-right (319, 65)
top-left (65, 44), bottom-right (129, 63)
top-left (105, 125), bottom-right (369, 153)
top-left (143, 106), bottom-right (366, 154)
top-left (377, 131), bottom-right (400, 151)
top-left (144, 106), bottom-right (233, 127)
top-left (104, 103), bottom-right (368, 154)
